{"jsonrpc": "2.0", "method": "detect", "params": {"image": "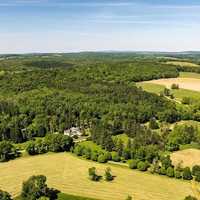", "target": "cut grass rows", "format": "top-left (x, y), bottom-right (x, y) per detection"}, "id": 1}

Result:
top-left (0, 153), bottom-right (194, 200)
